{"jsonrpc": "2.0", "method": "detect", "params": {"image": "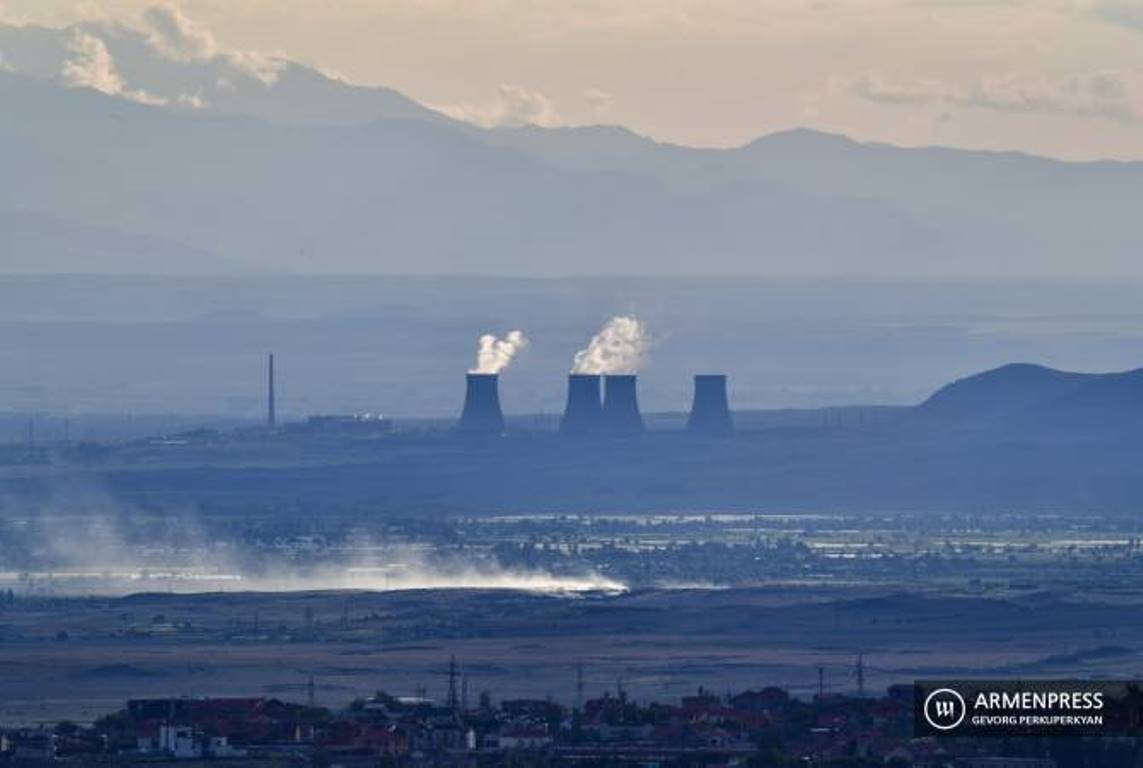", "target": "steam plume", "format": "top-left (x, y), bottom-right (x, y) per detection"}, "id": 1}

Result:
top-left (572, 316), bottom-right (649, 374)
top-left (470, 330), bottom-right (529, 374)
